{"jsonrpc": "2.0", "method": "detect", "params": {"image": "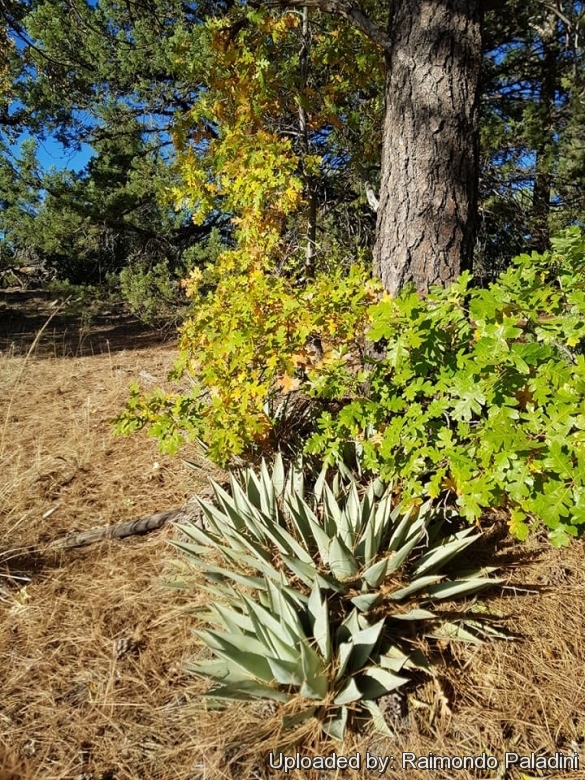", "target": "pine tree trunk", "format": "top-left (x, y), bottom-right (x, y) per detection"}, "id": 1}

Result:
top-left (373, 0), bottom-right (482, 296)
